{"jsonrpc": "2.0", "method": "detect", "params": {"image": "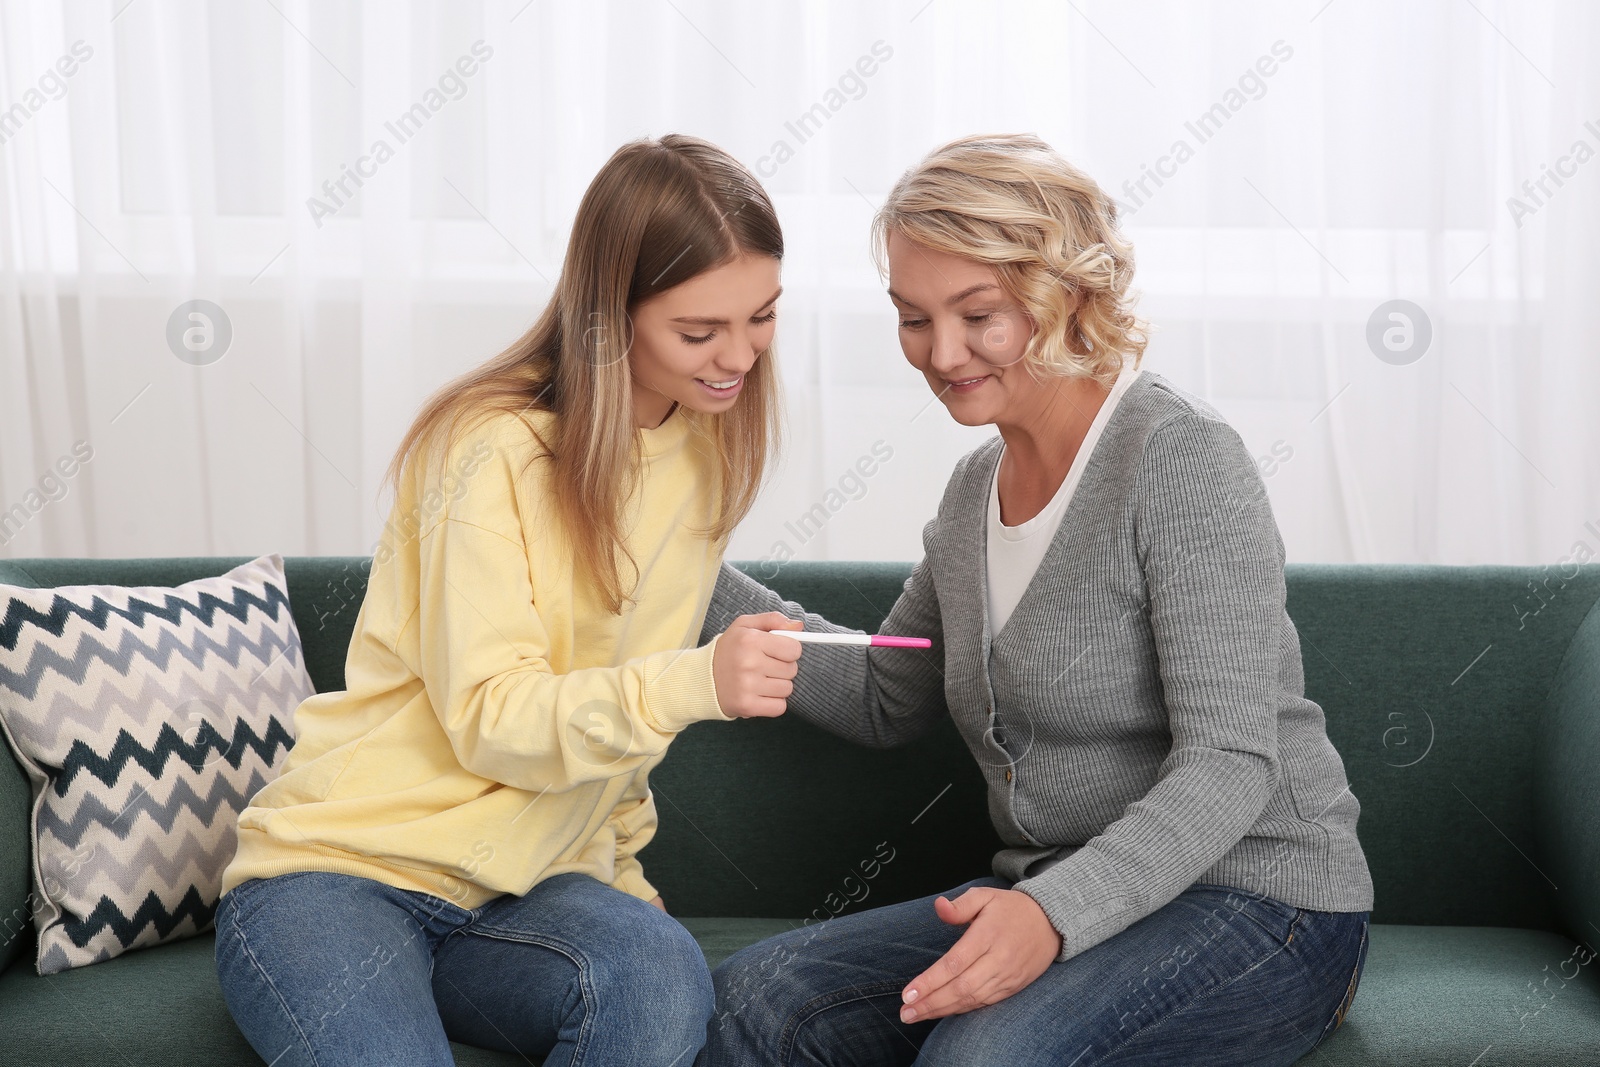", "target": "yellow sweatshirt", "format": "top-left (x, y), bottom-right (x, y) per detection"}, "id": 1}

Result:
top-left (220, 404), bottom-right (734, 909)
